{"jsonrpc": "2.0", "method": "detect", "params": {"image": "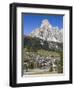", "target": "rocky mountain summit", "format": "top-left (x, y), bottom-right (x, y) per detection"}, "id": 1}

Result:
top-left (30, 19), bottom-right (63, 43)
